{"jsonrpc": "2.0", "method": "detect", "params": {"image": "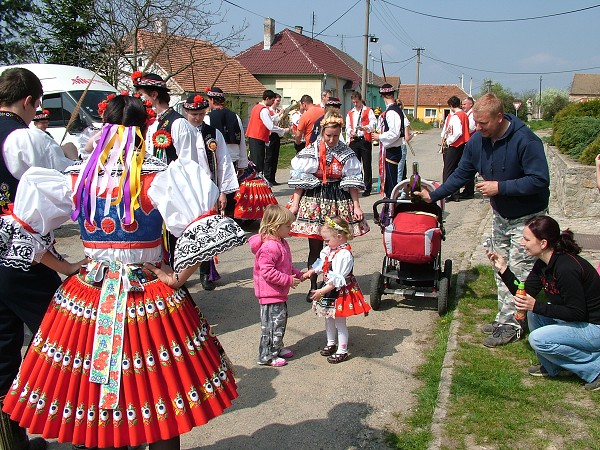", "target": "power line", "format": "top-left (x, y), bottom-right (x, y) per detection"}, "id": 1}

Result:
top-left (423, 54), bottom-right (600, 75)
top-left (379, 0), bottom-right (600, 23)
top-left (221, 0), bottom-right (362, 39)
